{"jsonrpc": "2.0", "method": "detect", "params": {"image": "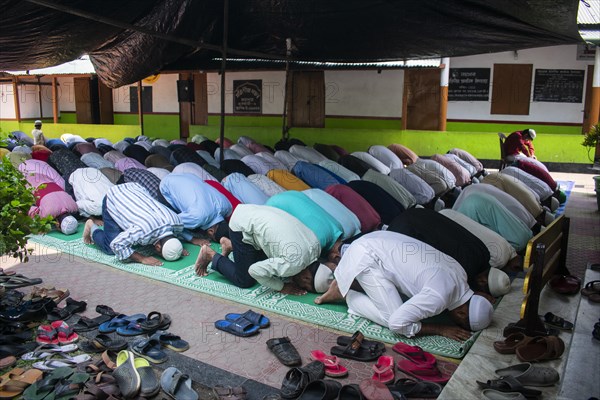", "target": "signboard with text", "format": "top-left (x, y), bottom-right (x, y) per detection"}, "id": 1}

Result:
top-left (448, 68), bottom-right (490, 101)
top-left (233, 80), bottom-right (262, 113)
top-left (533, 69), bottom-right (584, 103)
